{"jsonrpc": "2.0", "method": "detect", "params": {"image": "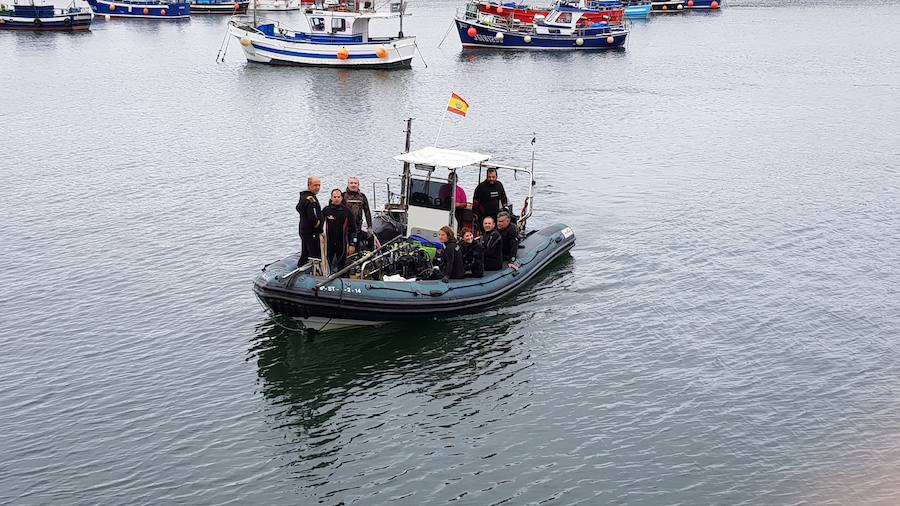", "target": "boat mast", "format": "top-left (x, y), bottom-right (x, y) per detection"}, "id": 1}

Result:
top-left (401, 117), bottom-right (412, 208)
